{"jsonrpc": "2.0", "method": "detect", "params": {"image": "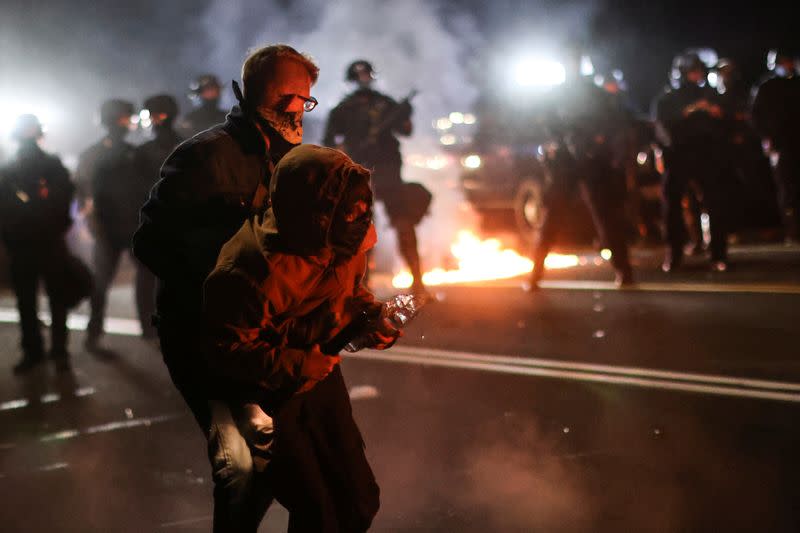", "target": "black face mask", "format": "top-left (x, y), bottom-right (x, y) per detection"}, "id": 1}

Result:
top-left (329, 212), bottom-right (372, 258)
